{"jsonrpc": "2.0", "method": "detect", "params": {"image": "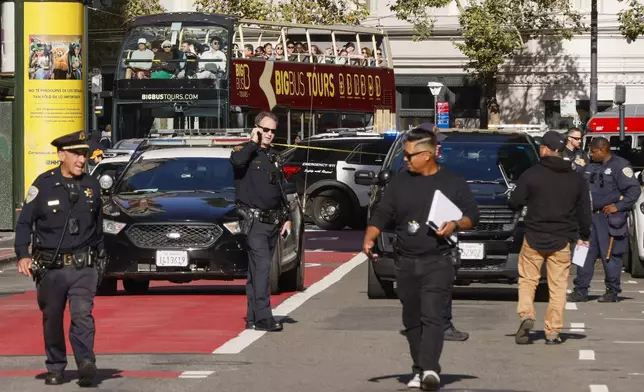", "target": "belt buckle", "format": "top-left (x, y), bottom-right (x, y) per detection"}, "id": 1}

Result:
top-left (63, 254), bottom-right (73, 266)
